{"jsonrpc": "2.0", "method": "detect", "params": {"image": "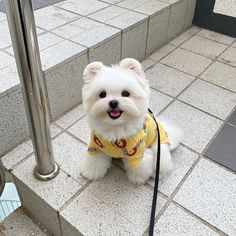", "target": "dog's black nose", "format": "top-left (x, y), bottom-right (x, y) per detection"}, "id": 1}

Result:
top-left (109, 100), bottom-right (119, 109)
